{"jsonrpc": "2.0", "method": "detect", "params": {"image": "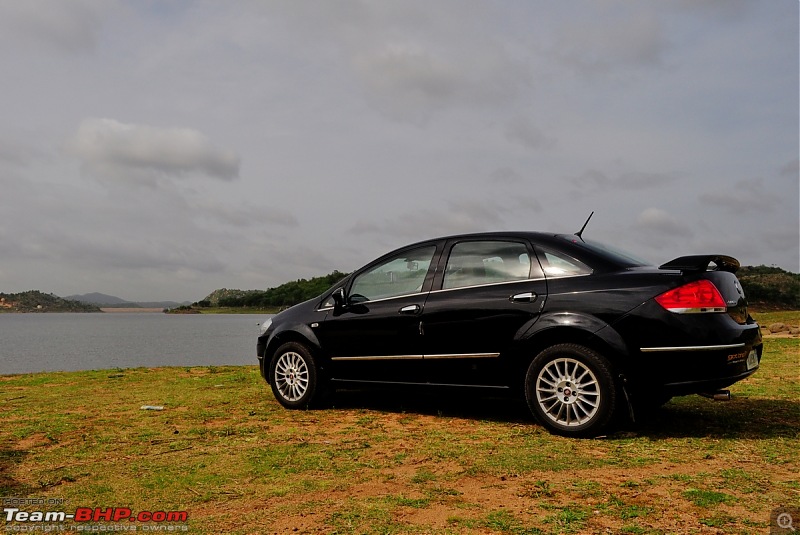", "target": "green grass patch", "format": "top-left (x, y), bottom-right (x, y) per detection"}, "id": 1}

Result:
top-left (1, 333), bottom-right (798, 533)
